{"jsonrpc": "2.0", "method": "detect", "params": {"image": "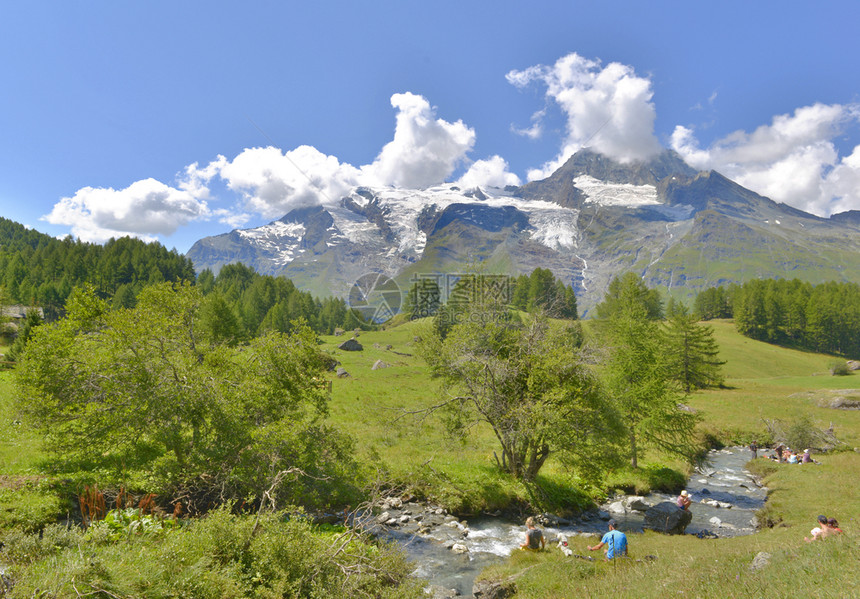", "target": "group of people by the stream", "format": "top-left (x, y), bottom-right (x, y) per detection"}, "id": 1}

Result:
top-left (515, 442), bottom-right (842, 563)
top-left (753, 440), bottom-right (815, 464)
top-left (520, 517), bottom-right (628, 560)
